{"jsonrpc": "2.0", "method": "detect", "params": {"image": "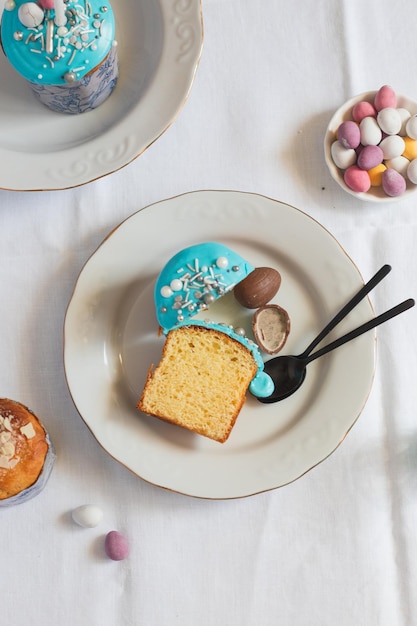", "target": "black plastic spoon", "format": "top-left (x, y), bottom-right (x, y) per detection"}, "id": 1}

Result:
top-left (257, 265), bottom-right (414, 403)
